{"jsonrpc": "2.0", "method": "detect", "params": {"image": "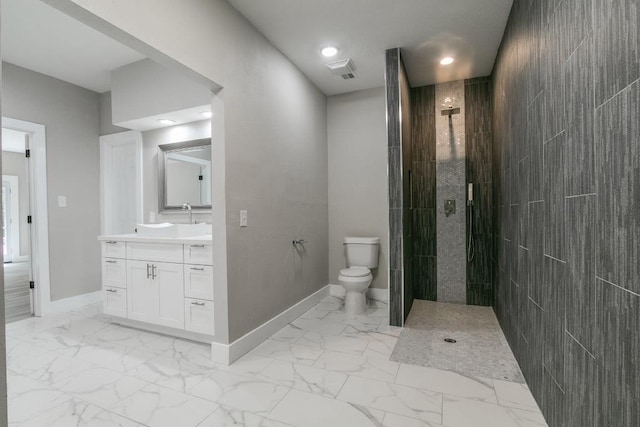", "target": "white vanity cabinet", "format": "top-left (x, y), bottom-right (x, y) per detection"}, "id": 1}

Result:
top-left (99, 236), bottom-right (214, 340)
top-left (127, 260), bottom-right (185, 329)
top-left (102, 241), bottom-right (127, 317)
